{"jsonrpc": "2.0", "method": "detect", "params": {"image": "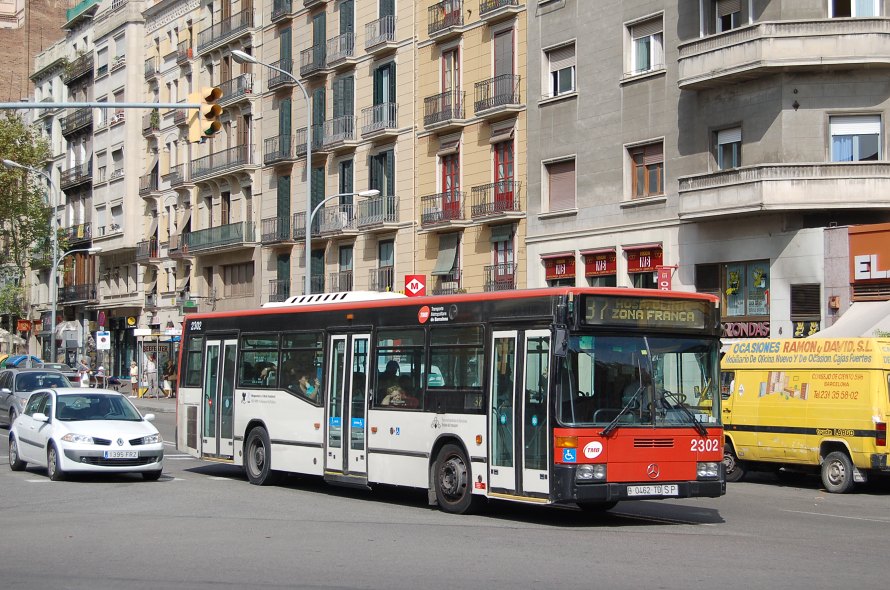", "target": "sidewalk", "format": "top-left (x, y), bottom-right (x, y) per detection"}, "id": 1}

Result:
top-left (117, 381), bottom-right (177, 414)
